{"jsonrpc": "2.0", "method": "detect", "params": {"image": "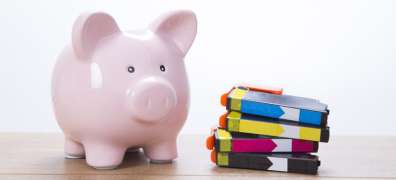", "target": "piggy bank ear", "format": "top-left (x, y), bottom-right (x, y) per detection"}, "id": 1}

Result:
top-left (150, 10), bottom-right (197, 55)
top-left (72, 12), bottom-right (120, 59)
